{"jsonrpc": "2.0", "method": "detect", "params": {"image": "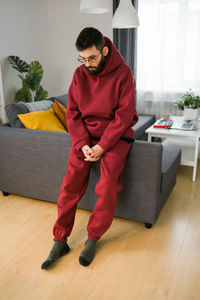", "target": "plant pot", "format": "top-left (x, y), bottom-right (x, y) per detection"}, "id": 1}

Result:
top-left (183, 107), bottom-right (199, 120)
